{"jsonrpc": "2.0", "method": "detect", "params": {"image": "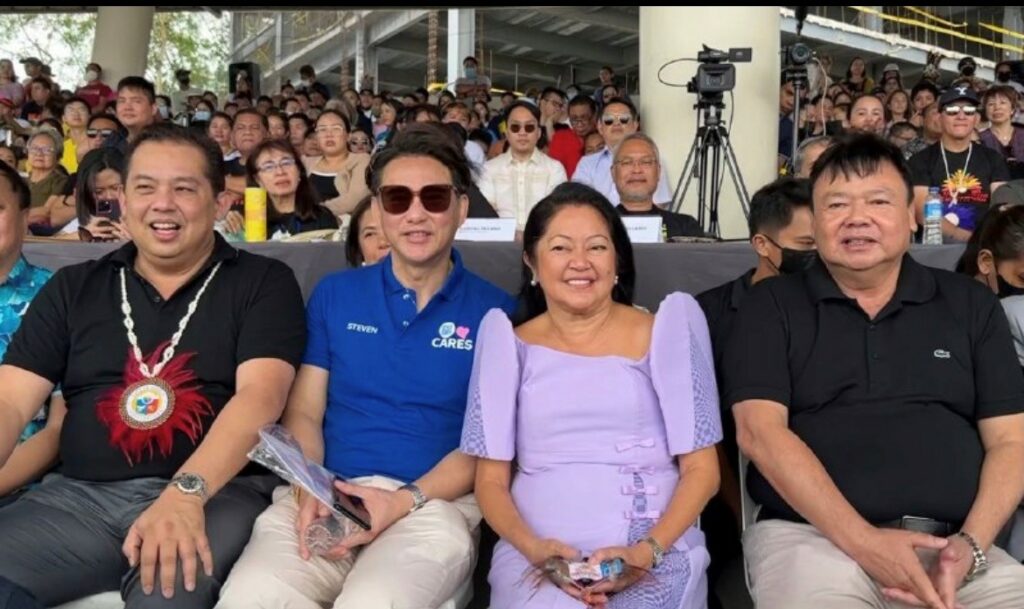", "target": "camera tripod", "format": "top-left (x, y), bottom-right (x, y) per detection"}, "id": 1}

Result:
top-left (670, 95), bottom-right (751, 238)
